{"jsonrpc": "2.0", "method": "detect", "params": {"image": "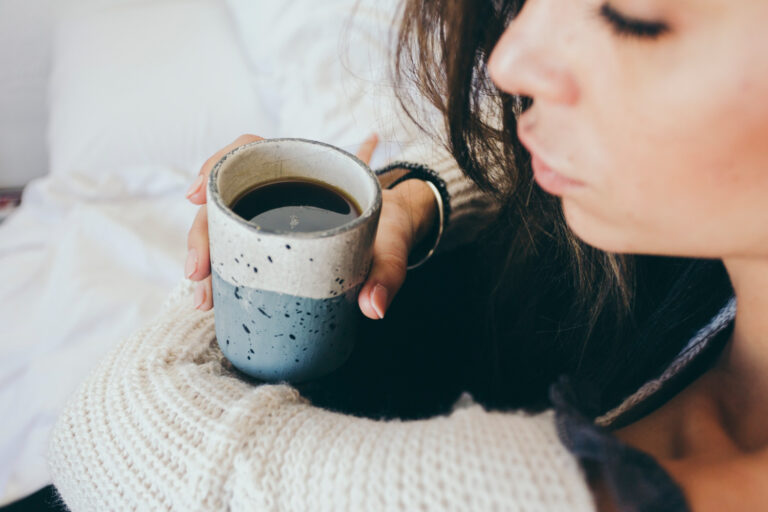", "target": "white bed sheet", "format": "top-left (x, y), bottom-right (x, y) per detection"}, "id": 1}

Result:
top-left (0, 0), bottom-right (422, 504)
top-left (0, 167), bottom-right (198, 504)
